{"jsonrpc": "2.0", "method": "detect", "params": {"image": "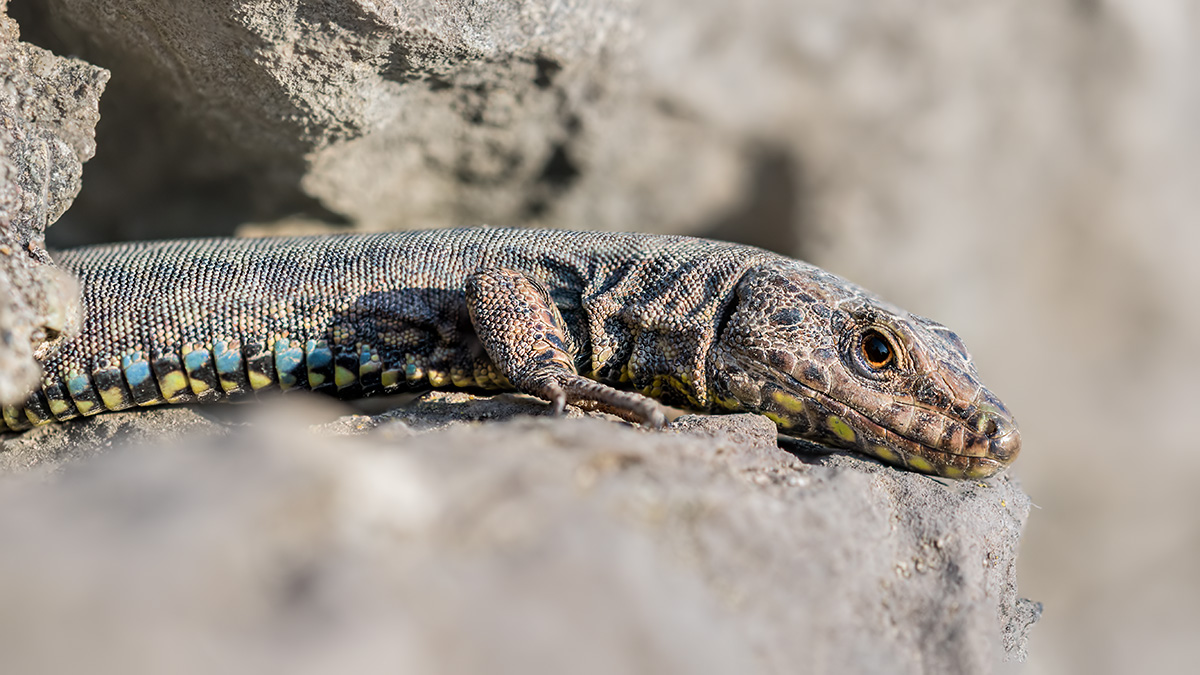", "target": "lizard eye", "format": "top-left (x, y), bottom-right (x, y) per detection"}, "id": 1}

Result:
top-left (860, 329), bottom-right (895, 369)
